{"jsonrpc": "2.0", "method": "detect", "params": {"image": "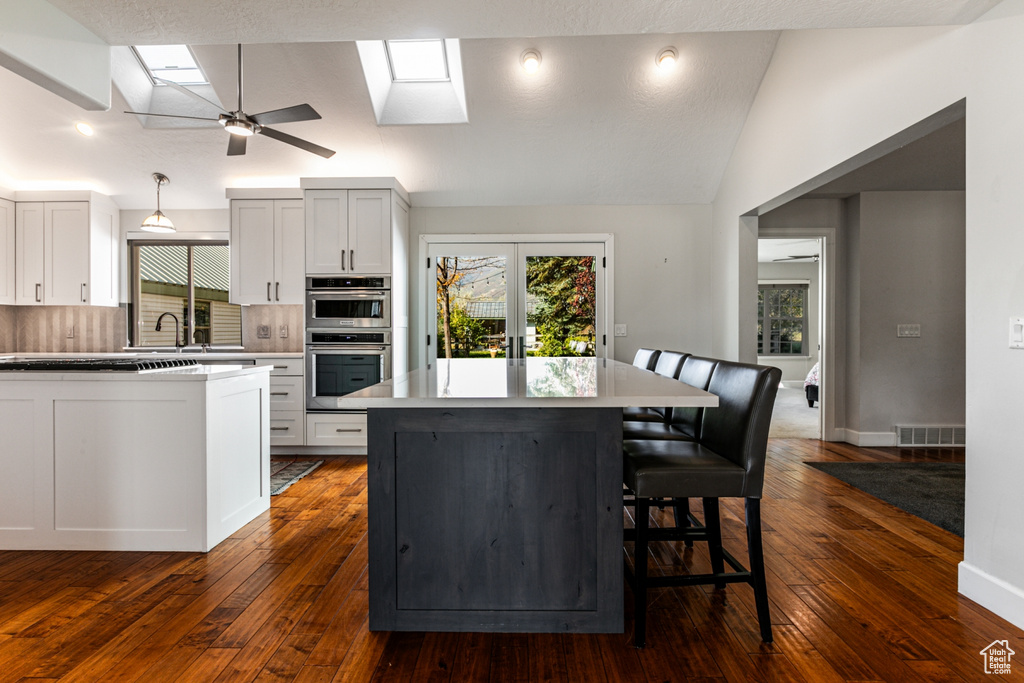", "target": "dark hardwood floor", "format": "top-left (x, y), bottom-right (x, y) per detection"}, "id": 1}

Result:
top-left (1, 439), bottom-right (1021, 682)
